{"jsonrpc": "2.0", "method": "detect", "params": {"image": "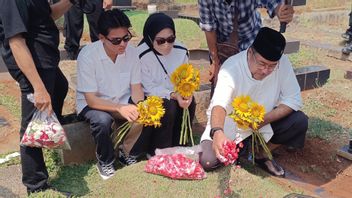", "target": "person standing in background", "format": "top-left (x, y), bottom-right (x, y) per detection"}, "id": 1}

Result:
top-left (198, 0), bottom-right (294, 96)
top-left (64, 0), bottom-right (112, 60)
top-left (0, 0), bottom-right (72, 195)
